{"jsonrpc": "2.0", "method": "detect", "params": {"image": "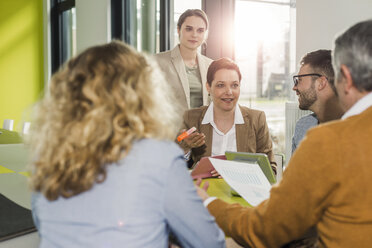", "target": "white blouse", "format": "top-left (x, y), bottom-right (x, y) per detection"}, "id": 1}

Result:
top-left (201, 102), bottom-right (244, 156)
